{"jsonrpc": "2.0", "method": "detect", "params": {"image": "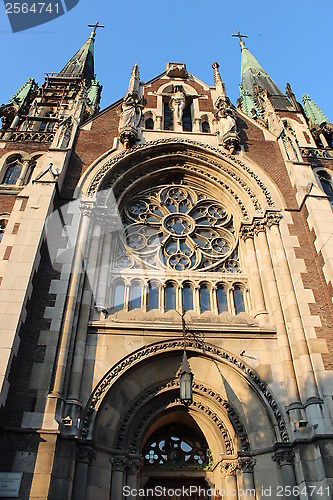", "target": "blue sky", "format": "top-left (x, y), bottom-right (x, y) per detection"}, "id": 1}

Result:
top-left (1, 0), bottom-right (332, 121)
